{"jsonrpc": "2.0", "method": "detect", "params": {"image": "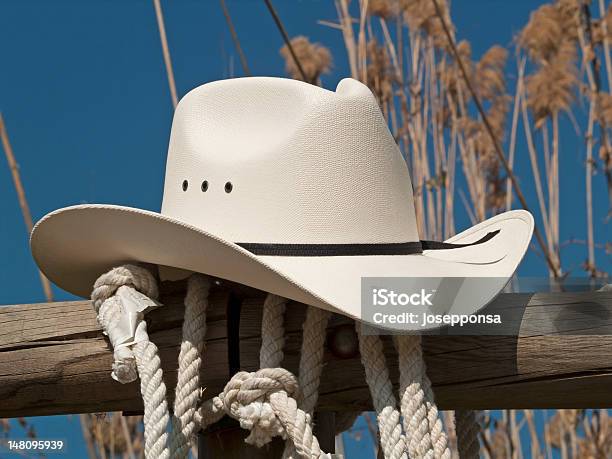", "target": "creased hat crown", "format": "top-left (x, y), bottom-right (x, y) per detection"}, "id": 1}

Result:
top-left (161, 77), bottom-right (419, 244)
